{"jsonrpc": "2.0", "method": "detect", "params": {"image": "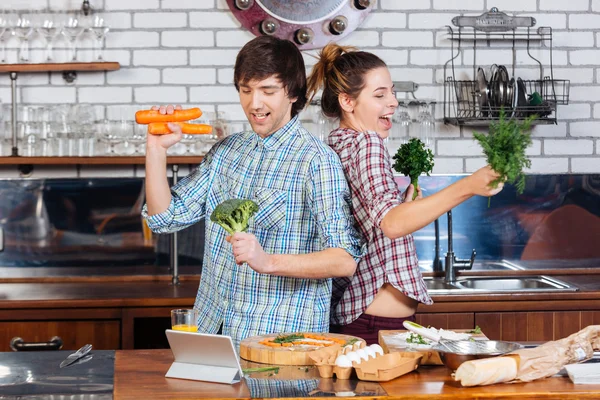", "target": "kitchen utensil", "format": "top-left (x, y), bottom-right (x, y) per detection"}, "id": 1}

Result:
top-left (516, 77), bottom-right (528, 117)
top-left (432, 340), bottom-right (522, 370)
top-left (402, 321), bottom-right (491, 354)
top-left (476, 67), bottom-right (489, 117)
top-left (510, 77), bottom-right (518, 117)
top-left (497, 65), bottom-right (511, 108)
top-left (59, 343), bottom-right (92, 368)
